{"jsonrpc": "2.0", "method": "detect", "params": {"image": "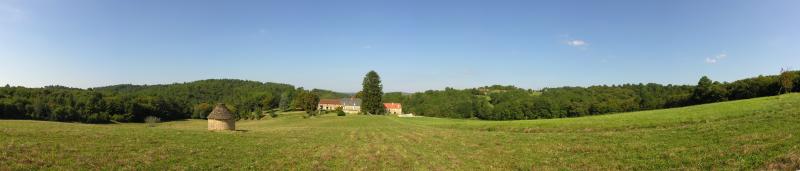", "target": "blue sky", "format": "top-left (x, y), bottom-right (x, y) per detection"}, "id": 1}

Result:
top-left (1, 0), bottom-right (798, 92)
